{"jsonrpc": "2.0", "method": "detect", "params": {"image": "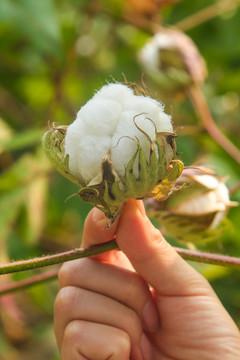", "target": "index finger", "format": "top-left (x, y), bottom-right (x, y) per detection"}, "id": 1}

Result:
top-left (82, 207), bottom-right (132, 267)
